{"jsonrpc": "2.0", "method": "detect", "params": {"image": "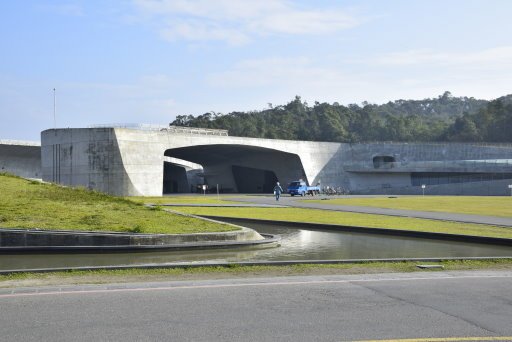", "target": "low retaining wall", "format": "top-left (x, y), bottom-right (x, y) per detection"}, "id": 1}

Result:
top-left (0, 227), bottom-right (262, 246)
top-left (0, 226), bottom-right (277, 252)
